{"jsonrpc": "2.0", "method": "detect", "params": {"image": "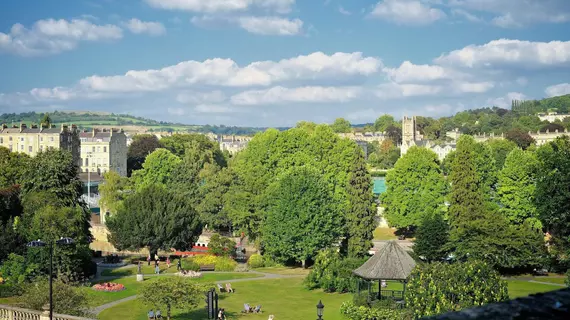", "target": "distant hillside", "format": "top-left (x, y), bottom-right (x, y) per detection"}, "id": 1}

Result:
top-left (0, 111), bottom-right (267, 135)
